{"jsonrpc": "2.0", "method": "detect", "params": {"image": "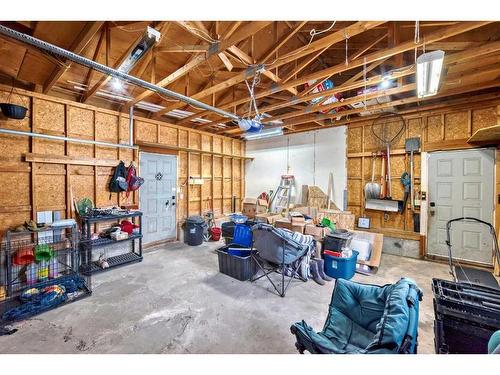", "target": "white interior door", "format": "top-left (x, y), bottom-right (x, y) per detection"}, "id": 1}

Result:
top-left (139, 152), bottom-right (177, 244)
top-left (427, 148), bottom-right (494, 265)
